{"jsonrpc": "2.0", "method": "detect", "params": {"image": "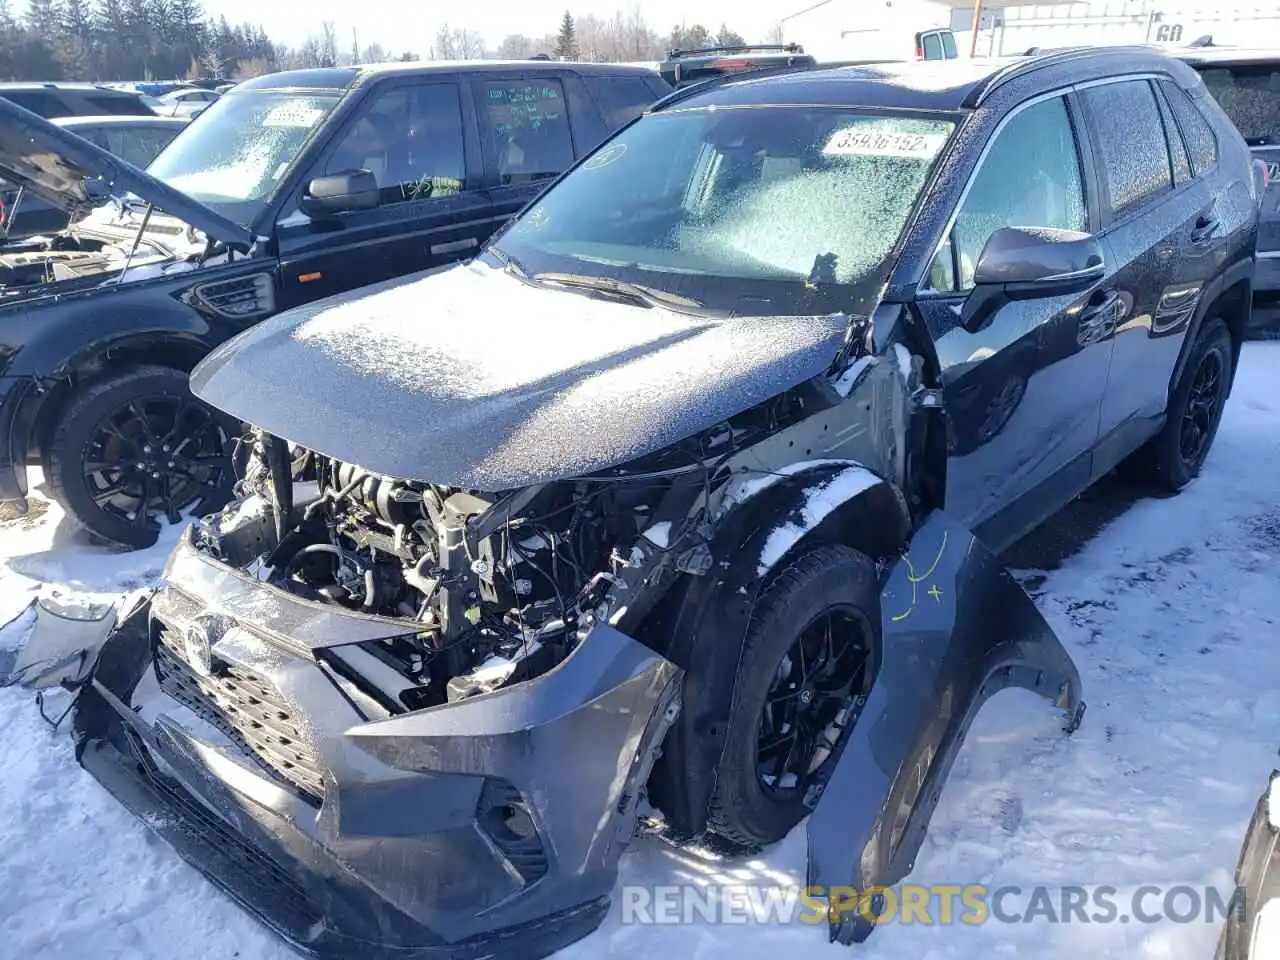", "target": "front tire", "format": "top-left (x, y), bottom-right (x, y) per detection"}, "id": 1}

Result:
top-left (1125, 317), bottom-right (1233, 492)
top-left (706, 544), bottom-right (878, 850)
top-left (43, 365), bottom-right (239, 549)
